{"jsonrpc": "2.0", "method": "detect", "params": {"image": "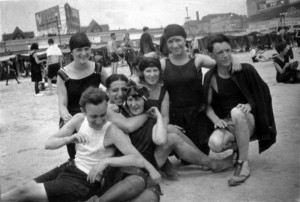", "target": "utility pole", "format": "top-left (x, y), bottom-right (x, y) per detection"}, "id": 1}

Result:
top-left (185, 7), bottom-right (191, 36)
top-left (55, 13), bottom-right (62, 46)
